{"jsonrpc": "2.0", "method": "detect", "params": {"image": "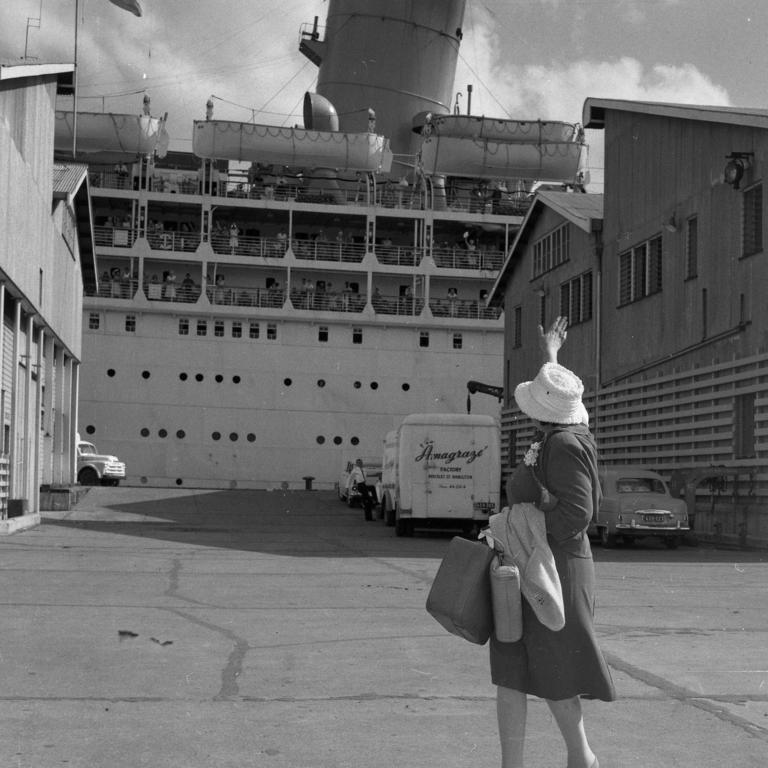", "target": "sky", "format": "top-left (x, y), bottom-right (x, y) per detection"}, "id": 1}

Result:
top-left (2, 0), bottom-right (766, 190)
